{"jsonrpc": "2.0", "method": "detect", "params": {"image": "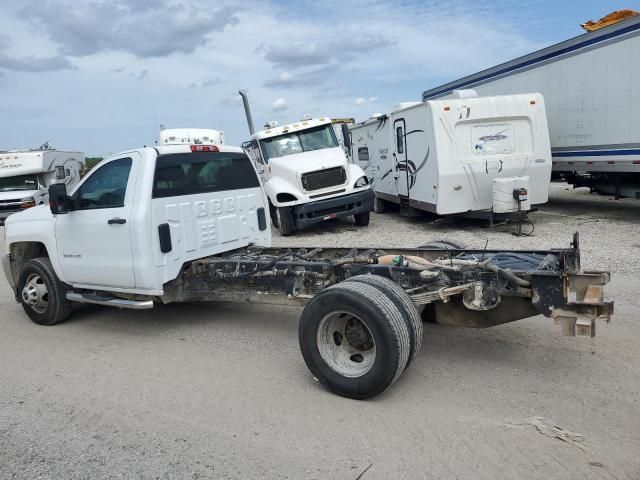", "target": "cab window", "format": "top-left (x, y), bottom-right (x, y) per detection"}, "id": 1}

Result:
top-left (74, 157), bottom-right (132, 210)
top-left (152, 152), bottom-right (260, 199)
